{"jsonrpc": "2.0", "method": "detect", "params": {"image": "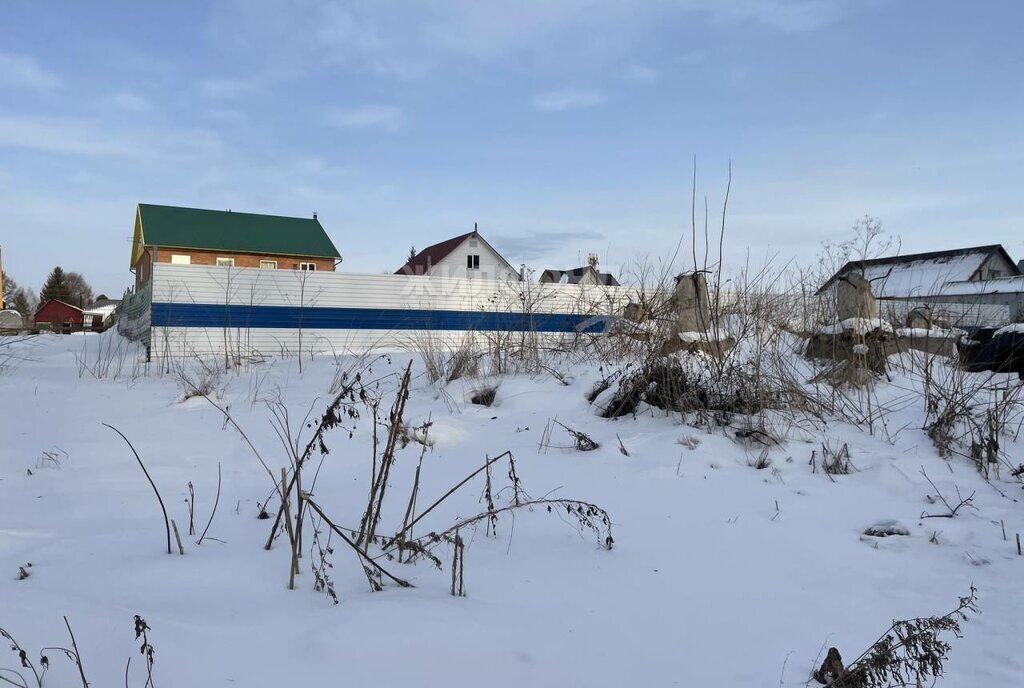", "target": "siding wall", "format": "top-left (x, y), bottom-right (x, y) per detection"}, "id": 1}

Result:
top-left (879, 298), bottom-right (1010, 328)
top-left (976, 253), bottom-right (1017, 281)
top-left (149, 263), bottom-right (634, 358)
top-left (426, 237), bottom-right (519, 280)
